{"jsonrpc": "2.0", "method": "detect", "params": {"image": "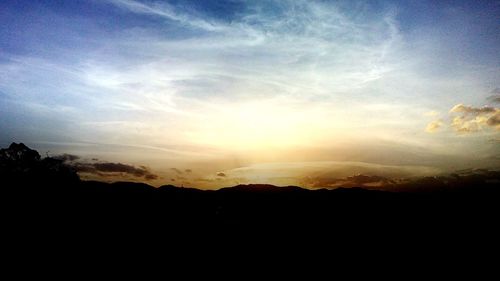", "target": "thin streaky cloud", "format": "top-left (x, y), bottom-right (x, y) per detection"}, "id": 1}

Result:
top-left (1, 0), bottom-right (499, 187)
top-left (106, 0), bottom-right (228, 31)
